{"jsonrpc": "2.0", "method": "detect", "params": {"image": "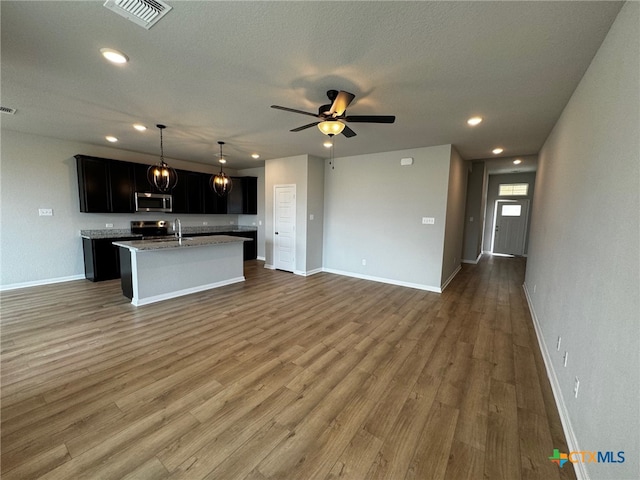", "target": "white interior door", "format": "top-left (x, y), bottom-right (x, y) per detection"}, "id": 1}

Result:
top-left (274, 185), bottom-right (296, 272)
top-left (492, 200), bottom-right (529, 255)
